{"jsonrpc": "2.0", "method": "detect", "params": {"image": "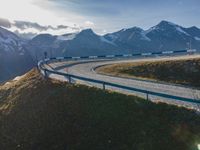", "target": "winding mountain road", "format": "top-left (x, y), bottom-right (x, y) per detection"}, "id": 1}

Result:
top-left (46, 55), bottom-right (200, 110)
